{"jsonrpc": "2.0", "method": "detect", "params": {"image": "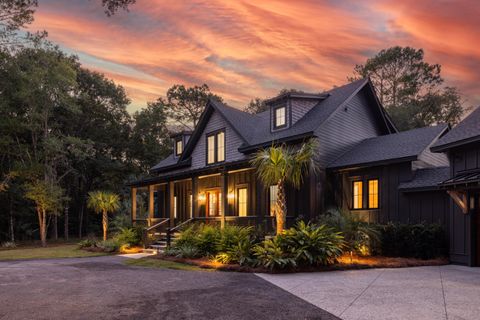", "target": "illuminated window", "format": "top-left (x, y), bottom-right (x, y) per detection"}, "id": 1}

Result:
top-left (174, 196), bottom-right (178, 218)
top-left (208, 192), bottom-right (217, 216)
top-left (269, 185), bottom-right (278, 216)
top-left (368, 179), bottom-right (379, 209)
top-left (189, 193), bottom-right (193, 218)
top-left (353, 181), bottom-right (363, 209)
top-left (217, 131), bottom-right (225, 162)
top-left (206, 131), bottom-right (225, 164)
top-left (274, 106), bottom-right (286, 128)
top-left (238, 188), bottom-right (248, 217)
top-left (175, 139), bottom-right (183, 156)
